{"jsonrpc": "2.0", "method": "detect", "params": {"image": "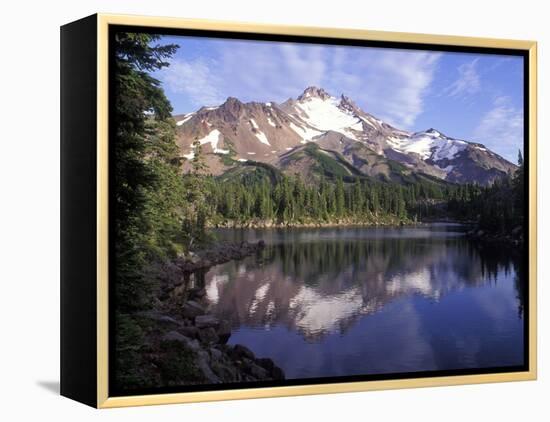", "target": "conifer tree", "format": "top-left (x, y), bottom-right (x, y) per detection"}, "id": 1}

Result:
top-left (112, 32), bottom-right (179, 311)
